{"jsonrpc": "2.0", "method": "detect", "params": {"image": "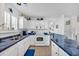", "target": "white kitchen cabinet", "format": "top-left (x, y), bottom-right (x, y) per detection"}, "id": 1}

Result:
top-left (24, 38), bottom-right (30, 52)
top-left (28, 35), bottom-right (35, 45)
top-left (58, 47), bottom-right (69, 56)
top-left (51, 41), bottom-right (59, 56)
top-left (19, 16), bottom-right (27, 29)
top-left (17, 39), bottom-right (25, 56)
top-left (17, 37), bottom-right (30, 56)
top-left (0, 44), bottom-right (18, 56)
top-left (64, 16), bottom-right (78, 40)
top-left (0, 37), bottom-right (30, 56)
top-left (51, 41), bottom-right (69, 56)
